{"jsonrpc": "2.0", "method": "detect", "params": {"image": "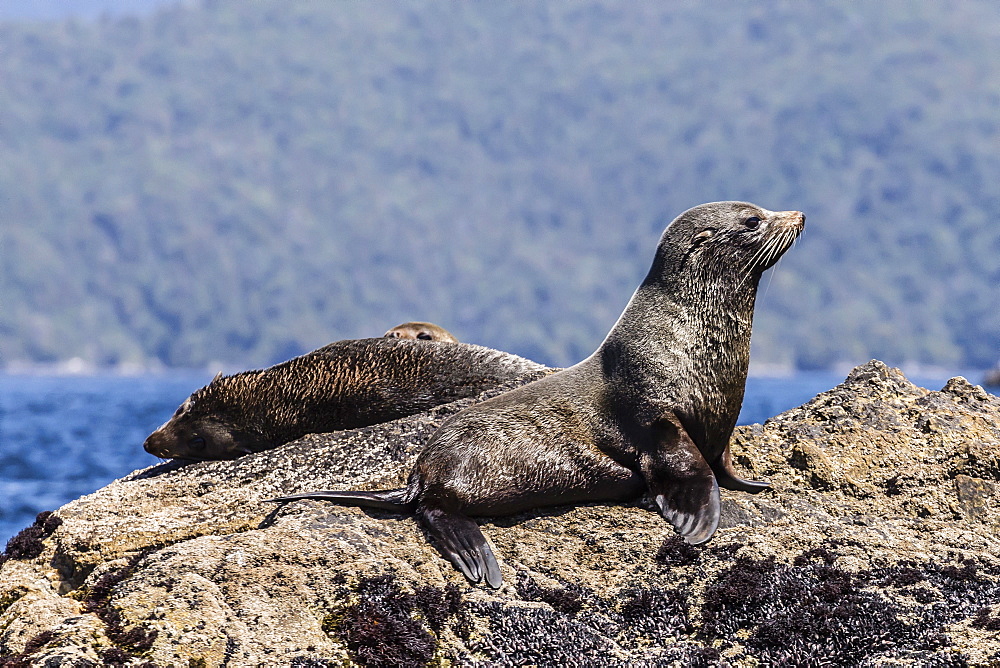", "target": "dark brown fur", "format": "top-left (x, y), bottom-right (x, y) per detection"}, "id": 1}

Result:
top-left (271, 202), bottom-right (804, 588)
top-left (144, 338), bottom-right (546, 460)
